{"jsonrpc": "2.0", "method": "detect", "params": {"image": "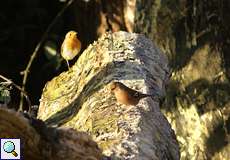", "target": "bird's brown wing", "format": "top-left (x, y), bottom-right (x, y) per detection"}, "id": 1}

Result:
top-left (133, 91), bottom-right (151, 99)
top-left (133, 91), bottom-right (141, 98)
